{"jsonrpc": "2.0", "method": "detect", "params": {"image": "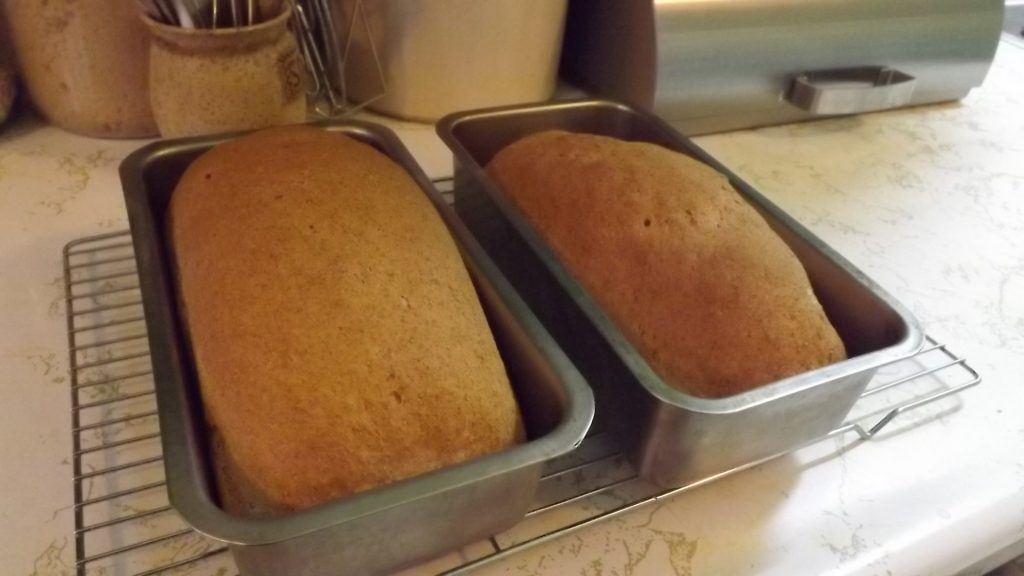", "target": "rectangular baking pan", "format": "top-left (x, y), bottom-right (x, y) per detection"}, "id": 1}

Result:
top-left (436, 99), bottom-right (924, 488)
top-left (120, 120), bottom-right (594, 576)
